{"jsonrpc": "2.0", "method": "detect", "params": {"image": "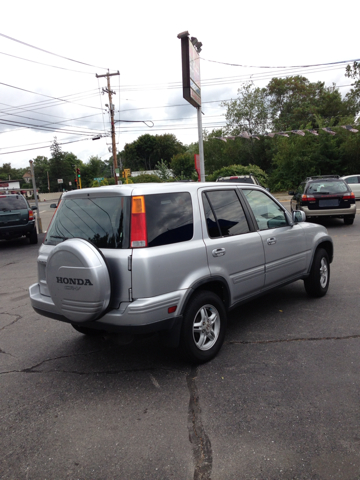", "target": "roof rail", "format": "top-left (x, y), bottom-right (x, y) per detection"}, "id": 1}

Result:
top-left (306, 175), bottom-right (340, 180)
